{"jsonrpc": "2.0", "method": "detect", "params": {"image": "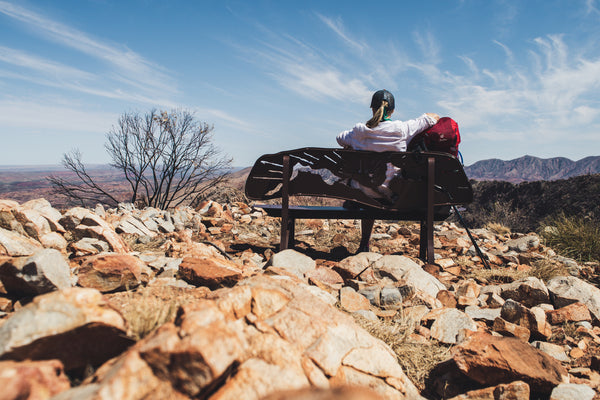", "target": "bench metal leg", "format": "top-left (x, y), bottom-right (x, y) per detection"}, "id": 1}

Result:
top-left (358, 219), bottom-right (374, 252)
top-left (419, 156), bottom-right (435, 264)
top-left (280, 216), bottom-right (295, 250)
top-left (419, 220), bottom-right (427, 261)
top-left (426, 157), bottom-right (435, 264)
top-left (280, 217), bottom-right (289, 250)
top-left (280, 154), bottom-right (293, 251)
